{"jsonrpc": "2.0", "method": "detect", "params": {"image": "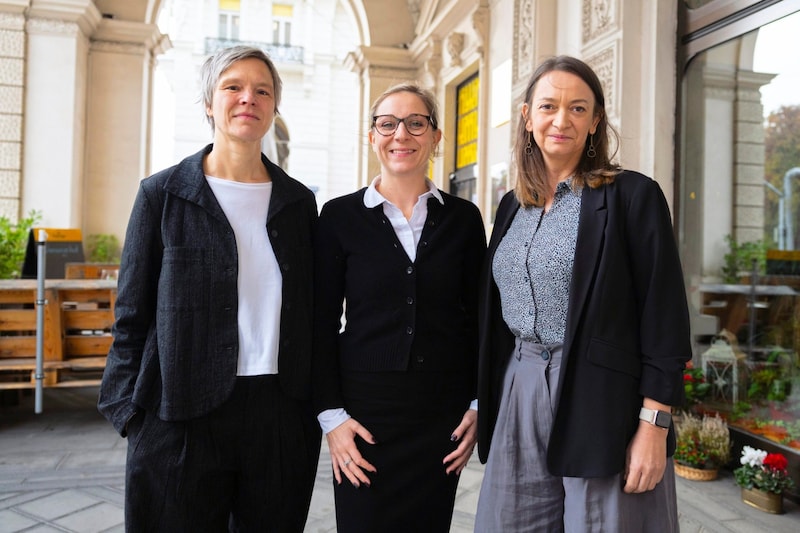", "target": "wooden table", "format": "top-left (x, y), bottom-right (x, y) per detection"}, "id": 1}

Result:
top-left (699, 283), bottom-right (796, 335)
